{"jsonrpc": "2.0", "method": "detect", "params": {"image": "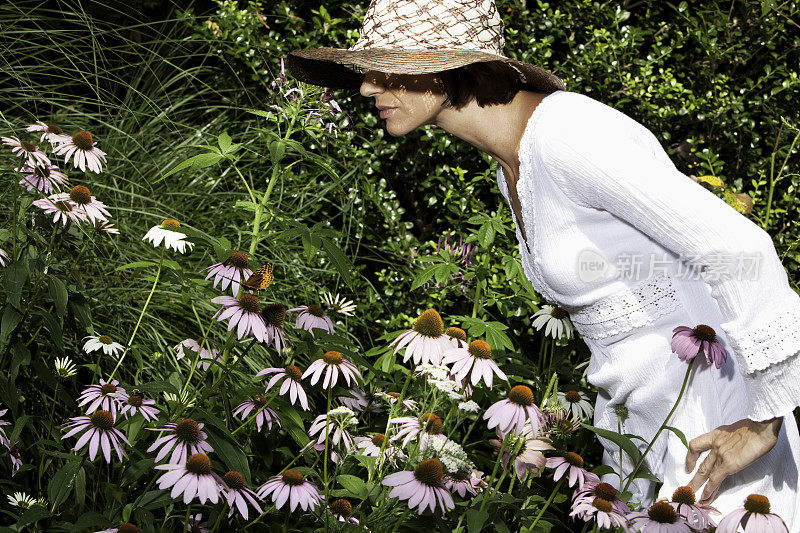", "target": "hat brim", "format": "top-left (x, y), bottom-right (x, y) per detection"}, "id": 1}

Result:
top-left (285, 47), bottom-right (565, 94)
